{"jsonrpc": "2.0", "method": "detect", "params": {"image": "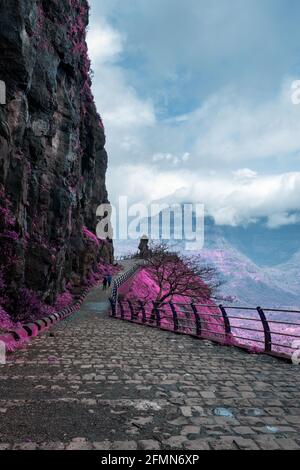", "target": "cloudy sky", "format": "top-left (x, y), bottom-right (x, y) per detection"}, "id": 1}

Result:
top-left (88, 0), bottom-right (300, 228)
